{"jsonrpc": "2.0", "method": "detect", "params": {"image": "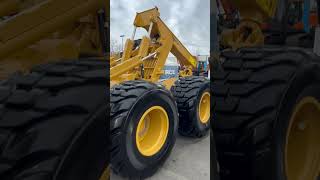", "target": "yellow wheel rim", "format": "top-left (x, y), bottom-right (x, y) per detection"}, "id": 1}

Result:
top-left (136, 106), bottom-right (169, 157)
top-left (199, 92), bottom-right (210, 124)
top-left (286, 97), bottom-right (320, 180)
